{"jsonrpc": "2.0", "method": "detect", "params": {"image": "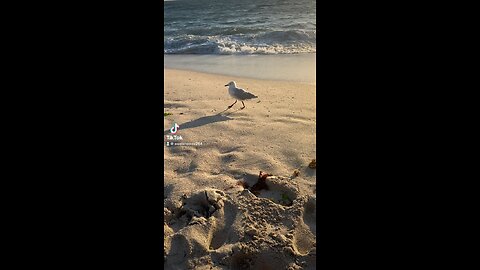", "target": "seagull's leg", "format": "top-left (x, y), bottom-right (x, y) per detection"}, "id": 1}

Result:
top-left (227, 100), bottom-right (237, 109)
top-left (240, 101), bottom-right (245, 109)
